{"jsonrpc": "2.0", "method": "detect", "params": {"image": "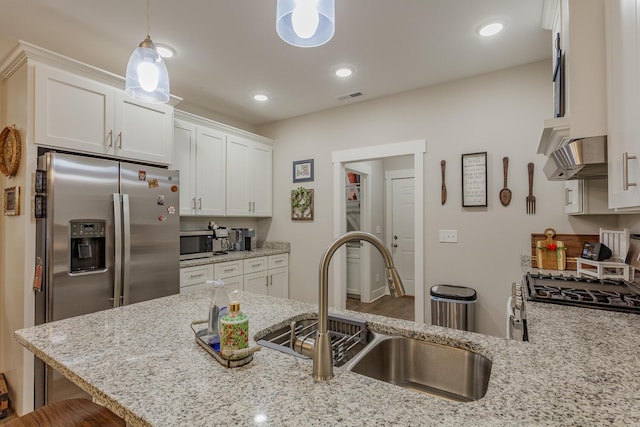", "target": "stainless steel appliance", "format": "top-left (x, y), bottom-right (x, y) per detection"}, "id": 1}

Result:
top-left (524, 272), bottom-right (640, 314)
top-left (543, 135), bottom-right (608, 180)
top-left (34, 151), bottom-right (180, 407)
top-left (180, 230), bottom-right (214, 260)
top-left (232, 227), bottom-right (255, 251)
top-left (507, 282), bottom-right (528, 341)
top-left (212, 227), bottom-right (232, 254)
